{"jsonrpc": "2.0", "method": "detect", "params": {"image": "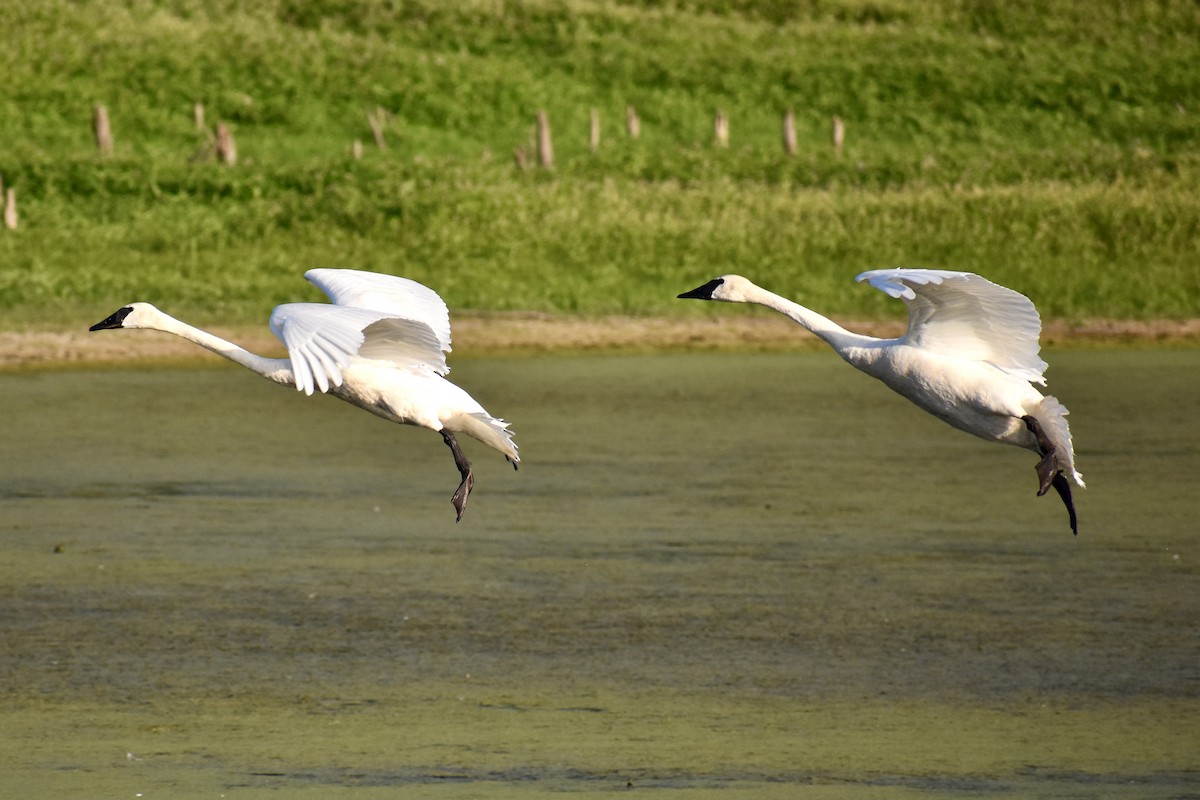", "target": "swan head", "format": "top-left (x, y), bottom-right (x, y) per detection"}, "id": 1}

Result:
top-left (89, 302), bottom-right (162, 331)
top-left (677, 275), bottom-right (756, 303)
